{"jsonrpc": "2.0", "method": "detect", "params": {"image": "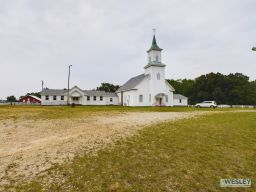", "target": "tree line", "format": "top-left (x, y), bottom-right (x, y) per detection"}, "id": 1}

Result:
top-left (167, 72), bottom-right (256, 105)
top-left (4, 73), bottom-right (256, 105)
